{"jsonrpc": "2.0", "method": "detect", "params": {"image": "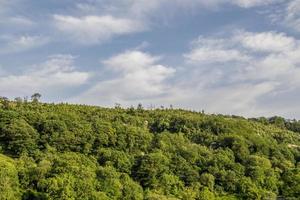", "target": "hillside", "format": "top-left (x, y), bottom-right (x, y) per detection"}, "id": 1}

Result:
top-left (0, 100), bottom-right (299, 200)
